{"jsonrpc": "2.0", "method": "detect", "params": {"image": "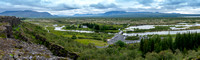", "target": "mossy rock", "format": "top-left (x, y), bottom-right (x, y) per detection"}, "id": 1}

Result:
top-left (0, 33), bottom-right (6, 38)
